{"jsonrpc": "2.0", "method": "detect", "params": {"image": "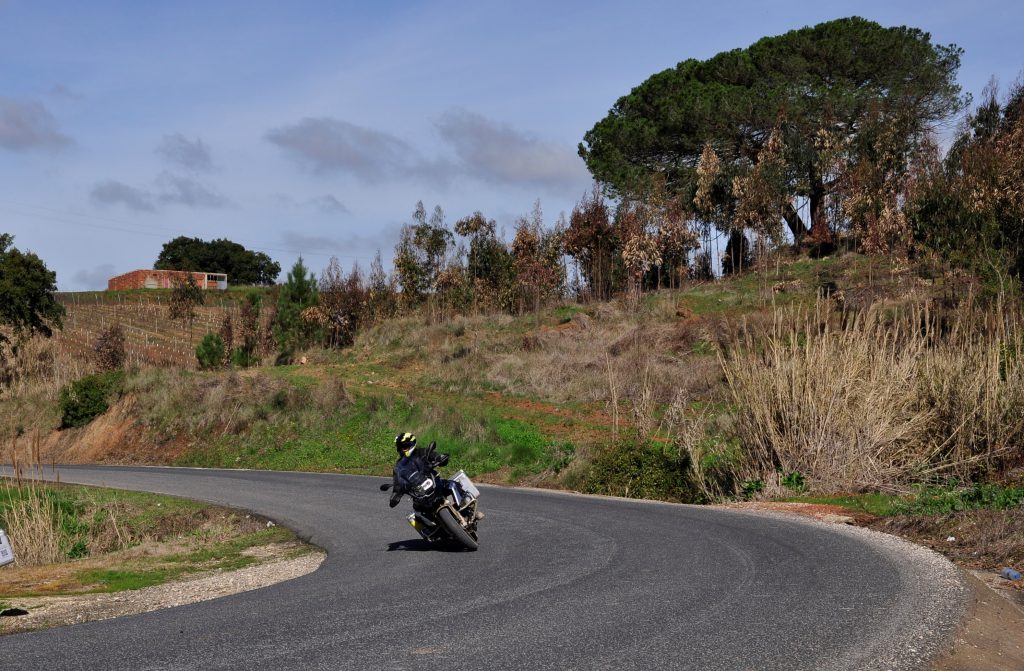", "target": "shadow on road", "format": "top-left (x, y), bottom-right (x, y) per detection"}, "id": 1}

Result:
top-left (386, 538), bottom-right (470, 552)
